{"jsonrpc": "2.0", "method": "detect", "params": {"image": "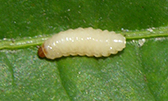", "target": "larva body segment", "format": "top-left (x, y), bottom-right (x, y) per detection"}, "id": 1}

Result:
top-left (38, 27), bottom-right (126, 59)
